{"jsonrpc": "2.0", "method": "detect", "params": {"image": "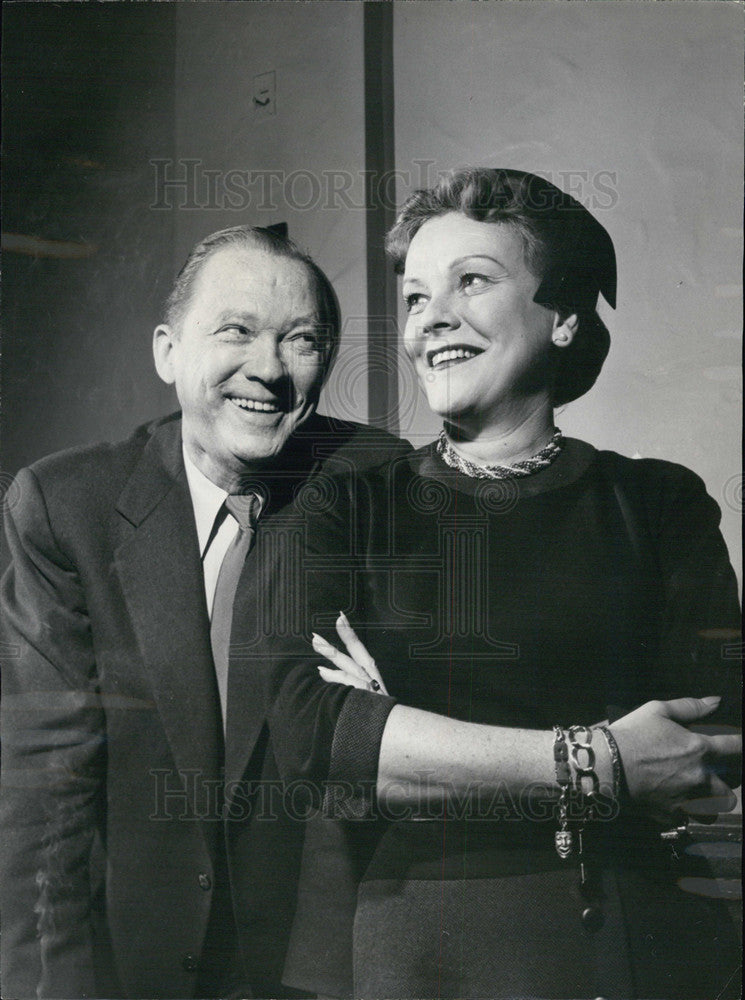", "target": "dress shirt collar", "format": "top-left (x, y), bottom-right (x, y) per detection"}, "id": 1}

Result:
top-left (182, 445), bottom-right (229, 557)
